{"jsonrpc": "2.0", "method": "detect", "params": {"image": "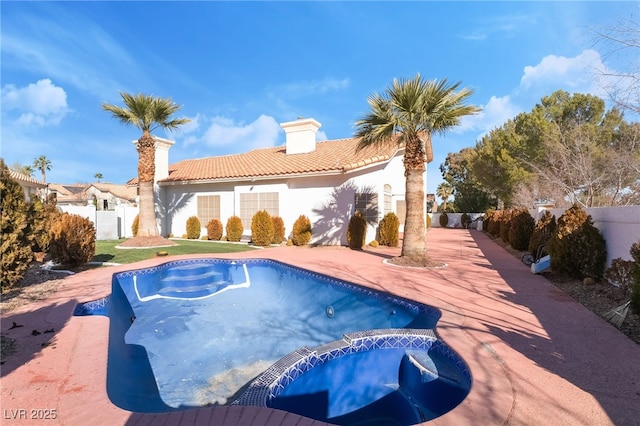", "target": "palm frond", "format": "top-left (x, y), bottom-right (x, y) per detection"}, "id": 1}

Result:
top-left (102, 92), bottom-right (190, 134)
top-left (354, 73), bottom-right (481, 154)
